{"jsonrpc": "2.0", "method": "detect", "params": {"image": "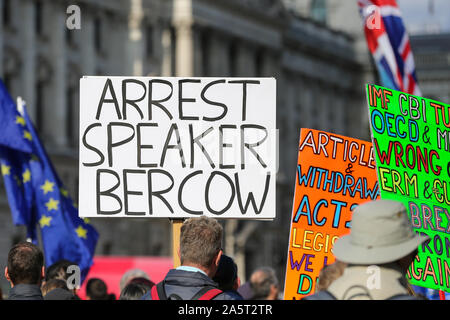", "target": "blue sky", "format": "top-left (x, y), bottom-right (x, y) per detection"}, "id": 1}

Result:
top-left (397, 0), bottom-right (450, 34)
